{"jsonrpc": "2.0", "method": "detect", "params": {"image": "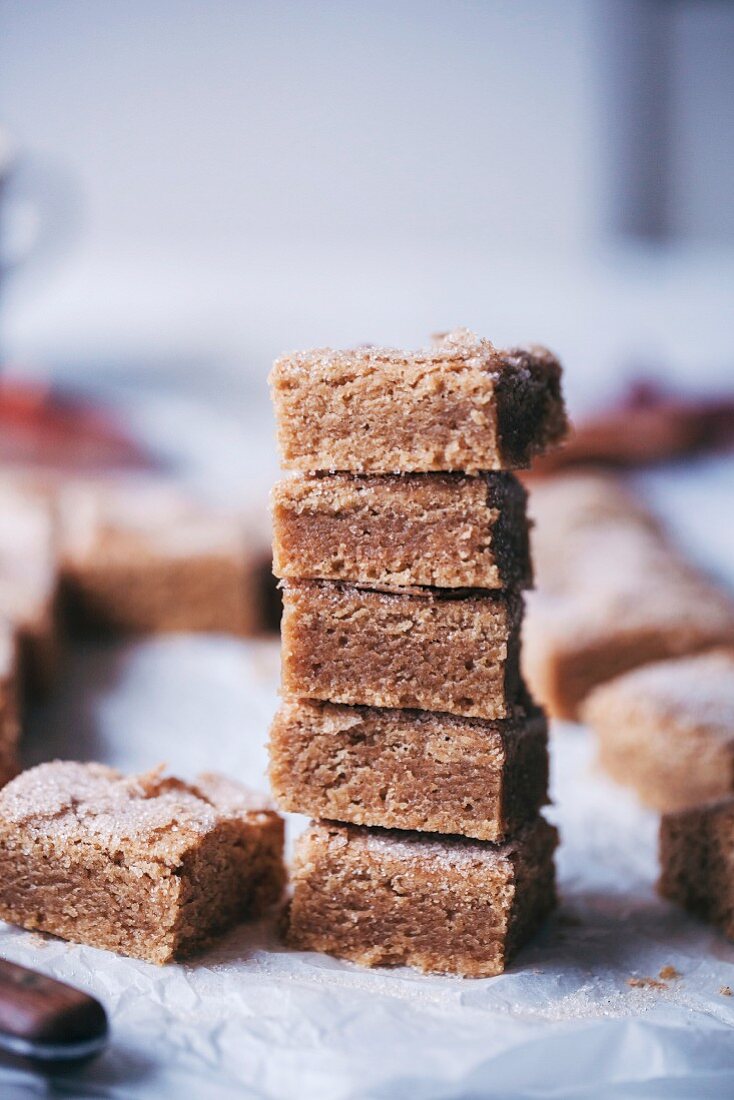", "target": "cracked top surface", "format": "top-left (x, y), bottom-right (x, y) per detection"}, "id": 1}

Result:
top-left (0, 761), bottom-right (275, 865)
